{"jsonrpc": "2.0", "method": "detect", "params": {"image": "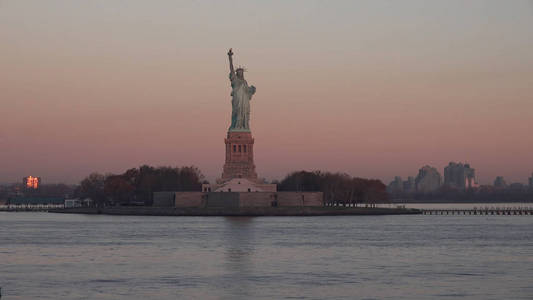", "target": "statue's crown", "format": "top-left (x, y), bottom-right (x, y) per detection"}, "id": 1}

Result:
top-left (236, 66), bottom-right (247, 72)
